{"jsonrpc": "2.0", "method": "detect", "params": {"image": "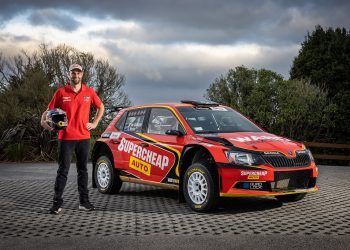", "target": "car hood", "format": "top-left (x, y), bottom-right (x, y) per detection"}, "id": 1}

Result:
top-left (201, 131), bottom-right (305, 157)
